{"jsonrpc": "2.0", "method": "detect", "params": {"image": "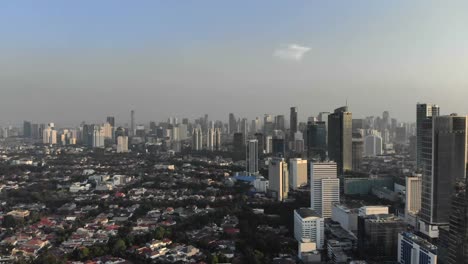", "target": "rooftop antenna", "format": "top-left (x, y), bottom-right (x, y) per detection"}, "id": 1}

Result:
top-left (346, 98), bottom-right (348, 107)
